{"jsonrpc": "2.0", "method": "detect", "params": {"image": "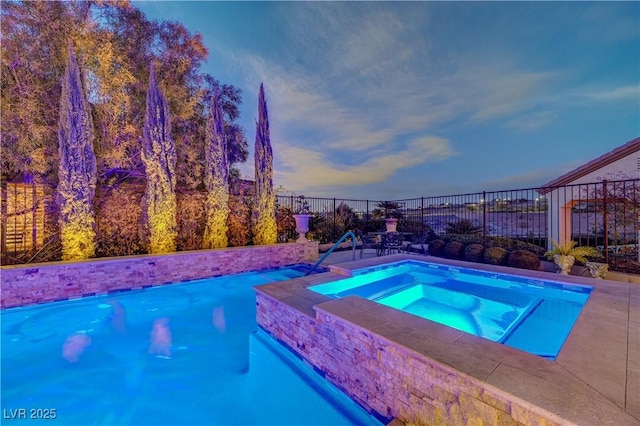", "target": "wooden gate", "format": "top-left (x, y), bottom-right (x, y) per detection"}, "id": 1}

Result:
top-left (1, 183), bottom-right (48, 253)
